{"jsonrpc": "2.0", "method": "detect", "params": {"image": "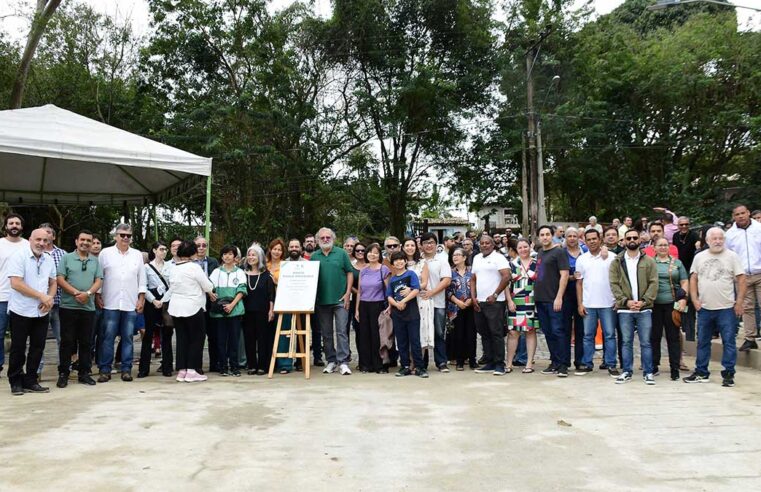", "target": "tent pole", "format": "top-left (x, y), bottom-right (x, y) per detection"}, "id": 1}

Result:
top-left (152, 205), bottom-right (159, 242)
top-left (204, 175), bottom-right (212, 241)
